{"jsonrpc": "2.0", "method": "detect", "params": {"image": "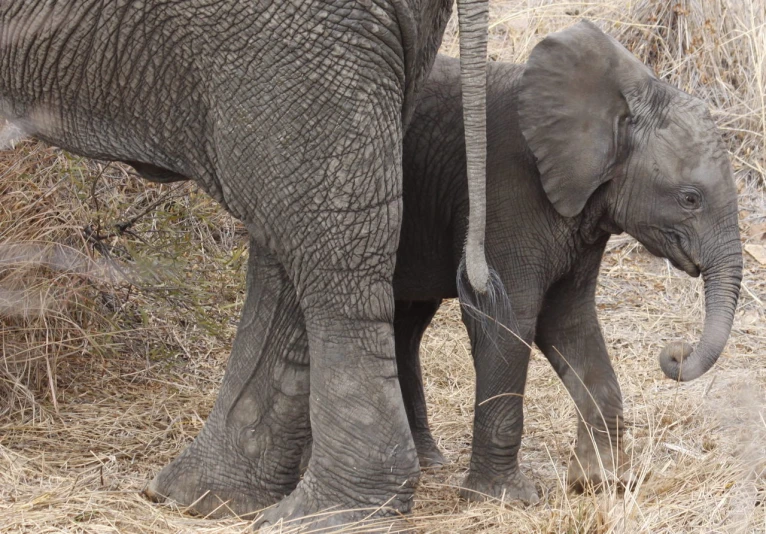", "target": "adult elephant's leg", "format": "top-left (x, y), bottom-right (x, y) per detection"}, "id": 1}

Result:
top-left (296, 299), bottom-right (446, 475)
top-left (395, 299), bottom-right (445, 468)
top-left (459, 312), bottom-right (539, 503)
top-left (535, 251), bottom-right (626, 490)
top-left (258, 220), bottom-right (420, 528)
top-left (144, 240), bottom-right (310, 517)
top-left (257, 107), bottom-right (420, 532)
top-left (258, 234), bottom-right (420, 528)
